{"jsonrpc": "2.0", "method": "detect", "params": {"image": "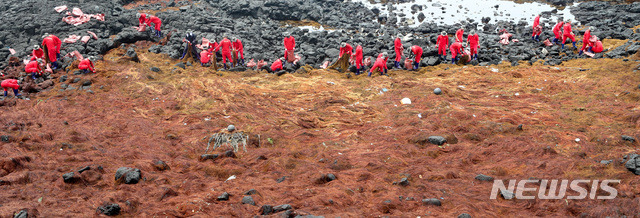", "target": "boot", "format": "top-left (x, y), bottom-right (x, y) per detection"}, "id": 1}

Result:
top-left (3, 91), bottom-right (7, 97)
top-left (572, 42), bottom-right (577, 49)
top-left (51, 61), bottom-right (58, 70)
top-left (13, 89), bottom-right (19, 96)
top-left (535, 35), bottom-right (539, 42)
top-left (31, 72), bottom-right (36, 80)
top-left (561, 43), bottom-right (565, 50)
top-left (368, 71), bottom-right (372, 77)
top-left (382, 69), bottom-right (387, 75)
top-left (355, 68), bottom-right (360, 75)
top-left (223, 63), bottom-right (228, 69)
top-left (578, 50), bottom-right (583, 55)
top-left (413, 62), bottom-right (419, 70)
